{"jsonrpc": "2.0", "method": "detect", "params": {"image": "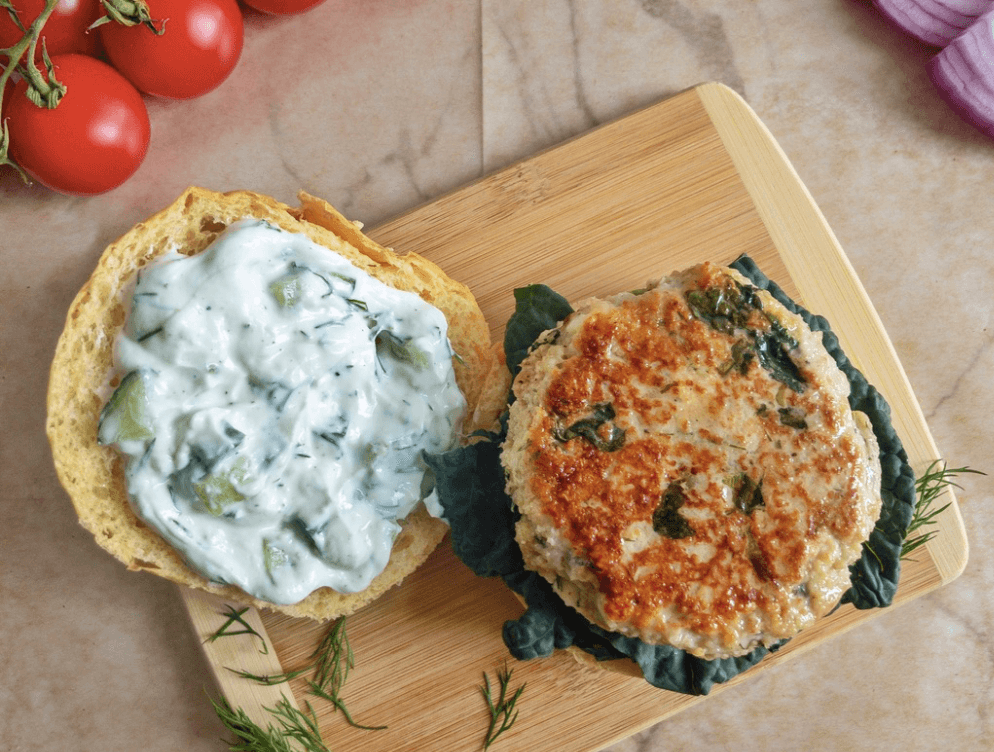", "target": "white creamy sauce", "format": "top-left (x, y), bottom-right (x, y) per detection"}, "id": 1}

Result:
top-left (99, 220), bottom-right (464, 604)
